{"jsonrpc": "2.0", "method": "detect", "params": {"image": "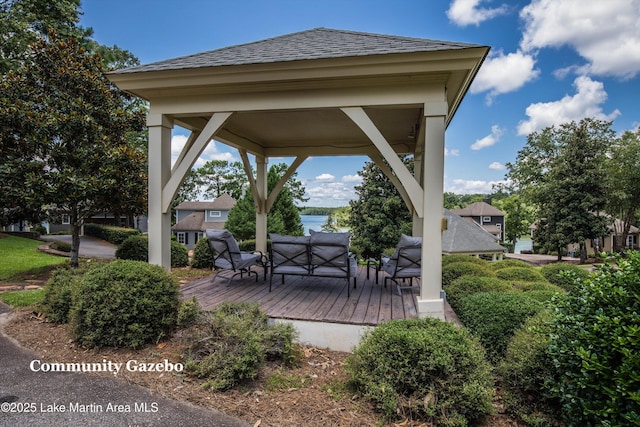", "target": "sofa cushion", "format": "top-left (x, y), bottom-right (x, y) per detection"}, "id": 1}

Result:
top-left (309, 231), bottom-right (350, 267)
top-left (269, 233), bottom-right (309, 267)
